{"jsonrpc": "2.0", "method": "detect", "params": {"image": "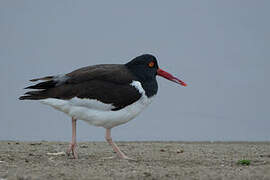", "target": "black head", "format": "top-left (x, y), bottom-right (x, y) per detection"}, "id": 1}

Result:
top-left (125, 54), bottom-right (159, 83)
top-left (125, 54), bottom-right (187, 97)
